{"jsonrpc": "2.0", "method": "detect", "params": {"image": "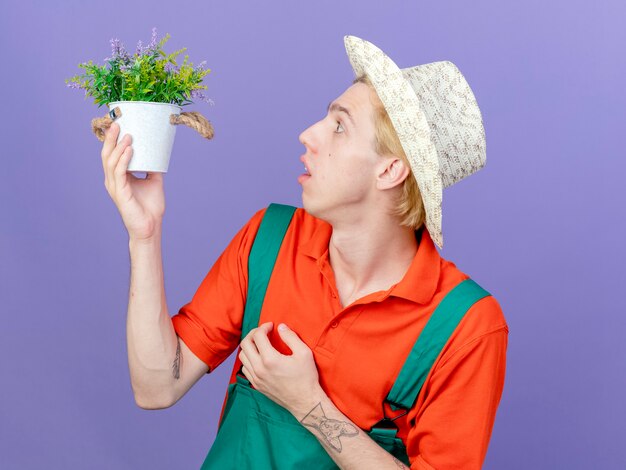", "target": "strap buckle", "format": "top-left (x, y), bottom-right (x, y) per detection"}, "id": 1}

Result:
top-left (371, 399), bottom-right (409, 431)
